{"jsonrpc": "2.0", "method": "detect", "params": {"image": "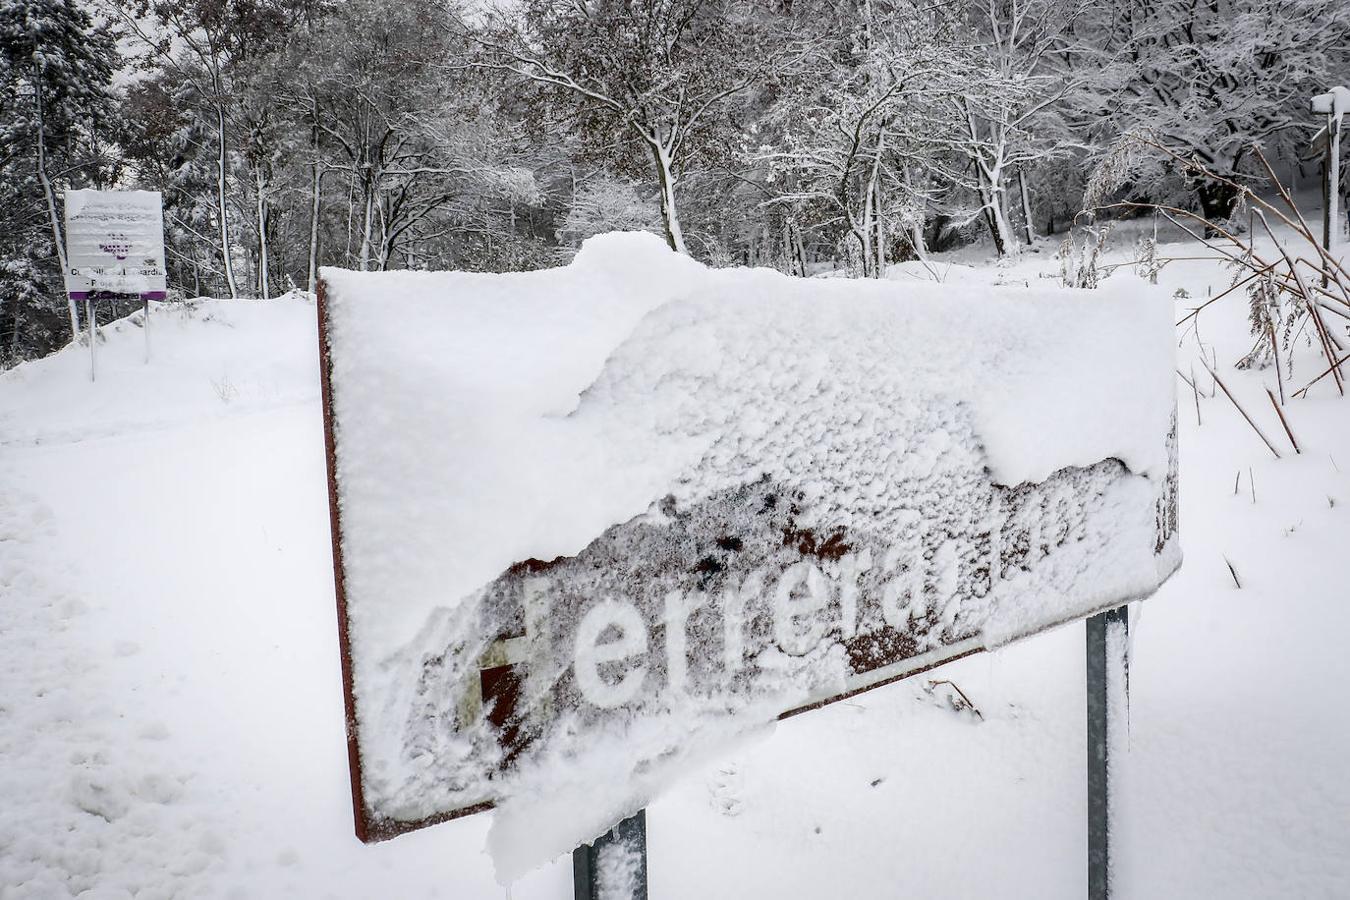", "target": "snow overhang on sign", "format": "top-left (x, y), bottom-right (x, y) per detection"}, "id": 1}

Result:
top-left (317, 234), bottom-right (1179, 877)
top-left (63, 190), bottom-right (167, 301)
top-left (1310, 86), bottom-right (1350, 117)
